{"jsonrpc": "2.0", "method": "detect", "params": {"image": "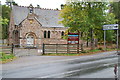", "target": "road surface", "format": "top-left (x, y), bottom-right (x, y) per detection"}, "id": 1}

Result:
top-left (1, 51), bottom-right (119, 79)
